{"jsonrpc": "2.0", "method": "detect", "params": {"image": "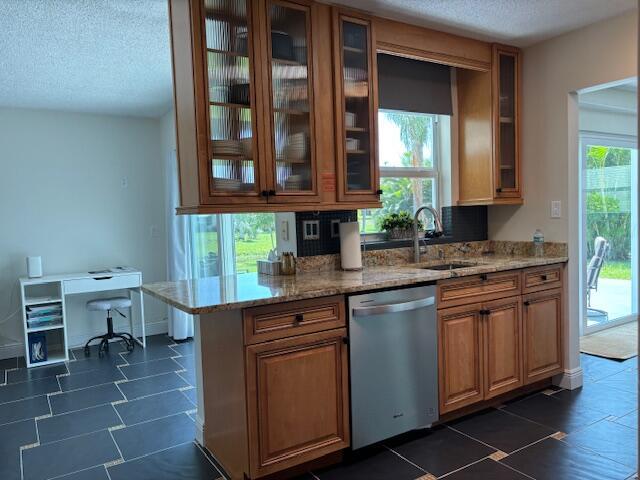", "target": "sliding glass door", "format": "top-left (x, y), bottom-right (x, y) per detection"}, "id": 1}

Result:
top-left (581, 133), bottom-right (638, 335)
